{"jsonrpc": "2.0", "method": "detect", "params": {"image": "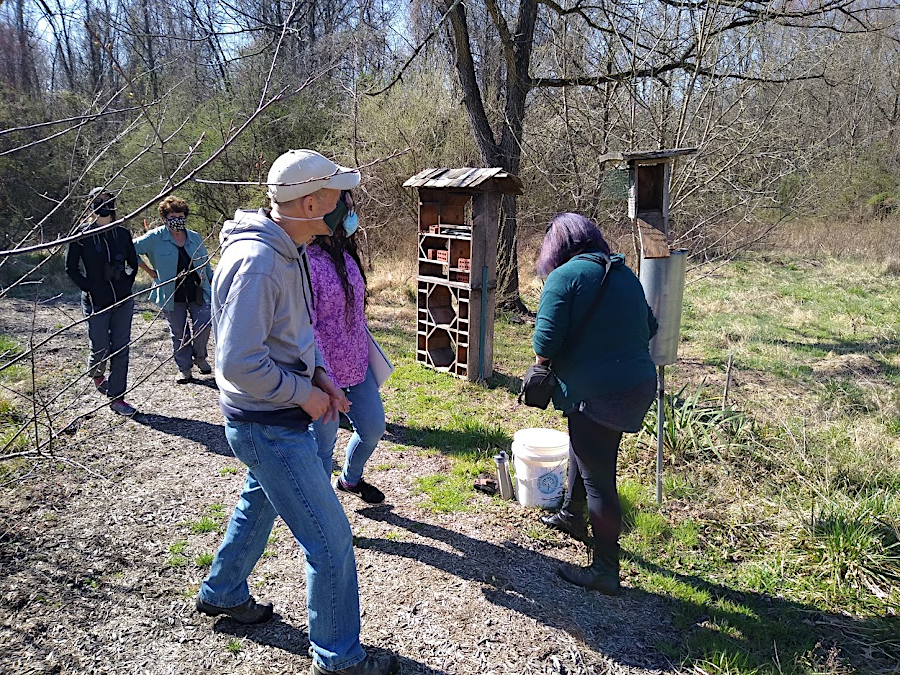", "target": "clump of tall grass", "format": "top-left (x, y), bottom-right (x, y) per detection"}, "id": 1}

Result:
top-left (366, 256), bottom-right (417, 307)
top-left (792, 491), bottom-right (900, 605)
top-left (819, 378), bottom-right (874, 417)
top-left (640, 383), bottom-right (754, 464)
